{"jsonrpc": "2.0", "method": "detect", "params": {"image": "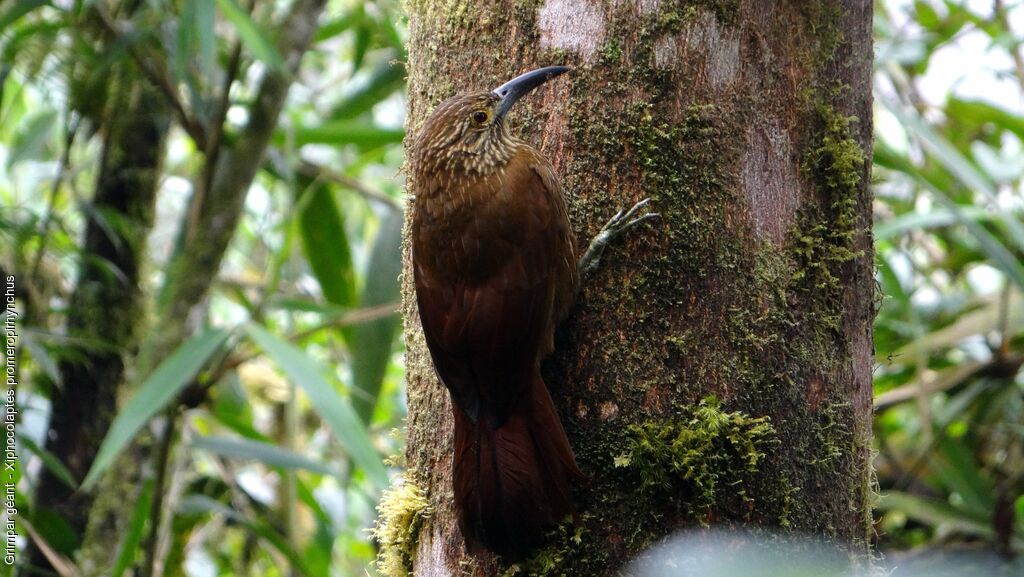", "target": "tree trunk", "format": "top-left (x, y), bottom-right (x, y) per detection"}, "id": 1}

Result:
top-left (73, 0), bottom-right (326, 572)
top-left (25, 52), bottom-right (170, 575)
top-left (398, 1), bottom-right (873, 575)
